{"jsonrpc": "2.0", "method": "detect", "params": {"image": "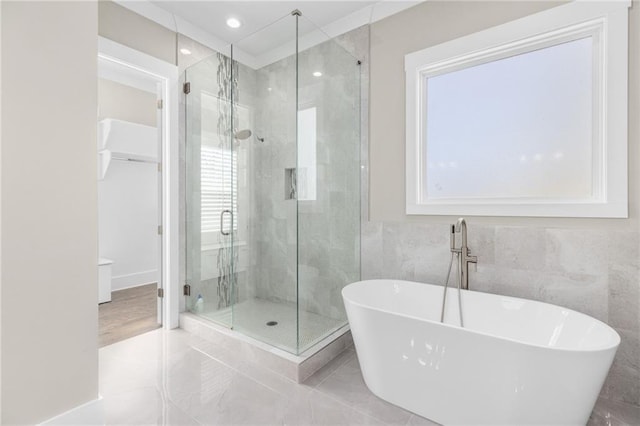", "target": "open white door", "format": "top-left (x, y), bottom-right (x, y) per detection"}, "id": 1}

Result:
top-left (156, 82), bottom-right (163, 326)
